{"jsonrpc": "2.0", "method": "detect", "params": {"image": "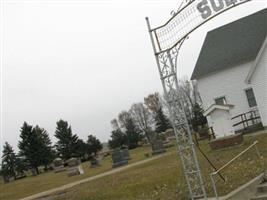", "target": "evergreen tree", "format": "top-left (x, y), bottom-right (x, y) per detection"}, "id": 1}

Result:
top-left (54, 119), bottom-right (79, 160)
top-left (76, 139), bottom-right (88, 160)
top-left (192, 103), bottom-right (207, 132)
top-left (18, 122), bottom-right (43, 174)
top-left (33, 126), bottom-right (55, 169)
top-left (118, 111), bottom-right (142, 149)
top-left (124, 117), bottom-right (142, 149)
top-left (108, 129), bottom-right (127, 149)
top-left (155, 107), bottom-right (171, 134)
top-left (1, 142), bottom-right (16, 181)
top-left (87, 135), bottom-right (103, 156)
top-left (14, 157), bottom-right (27, 176)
